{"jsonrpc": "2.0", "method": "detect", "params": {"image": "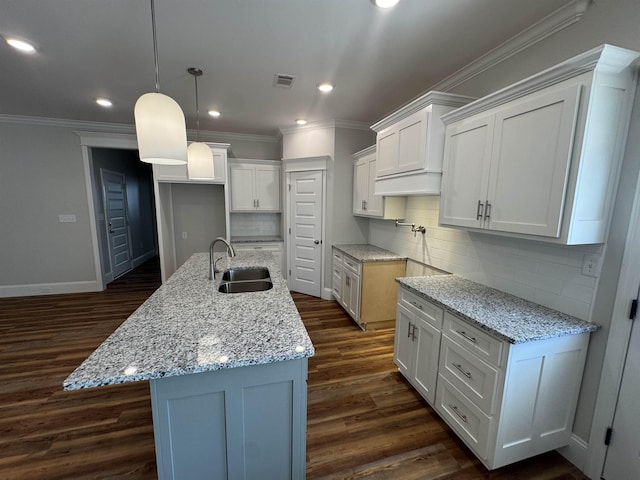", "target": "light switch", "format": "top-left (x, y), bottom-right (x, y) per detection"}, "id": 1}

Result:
top-left (59, 214), bottom-right (77, 223)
